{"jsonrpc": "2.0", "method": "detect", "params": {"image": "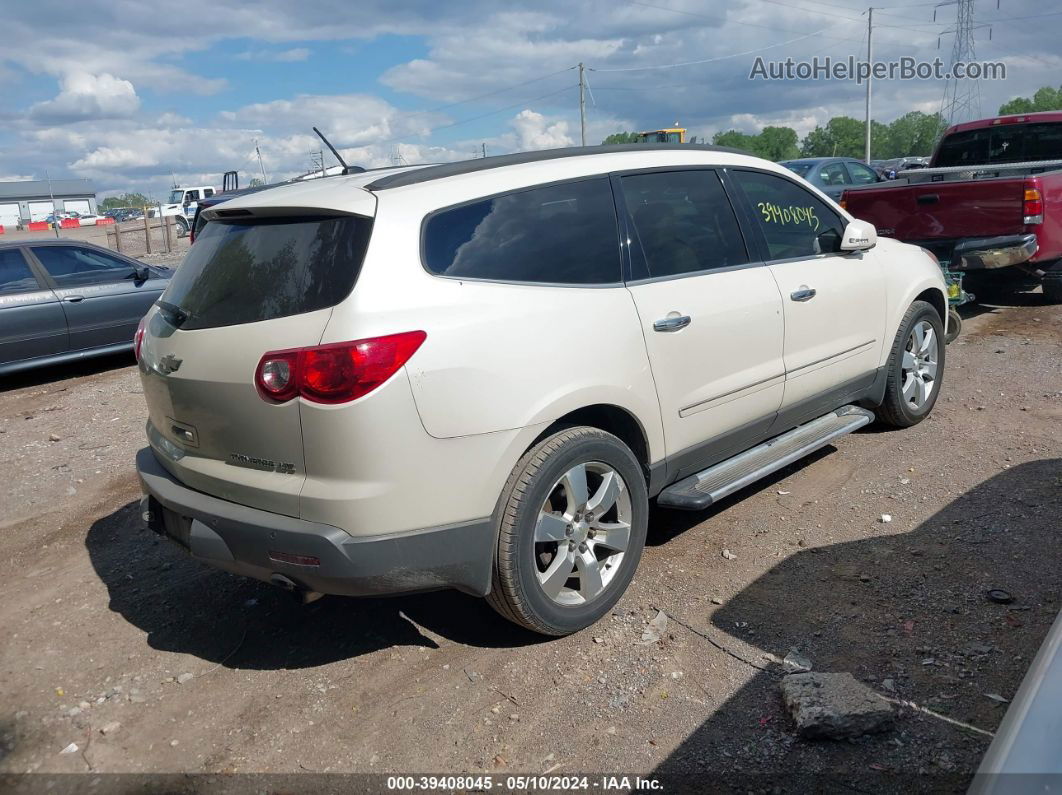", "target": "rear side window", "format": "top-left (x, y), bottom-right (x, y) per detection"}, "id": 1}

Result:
top-left (621, 170), bottom-right (749, 279)
top-left (0, 249), bottom-right (40, 295)
top-left (731, 170), bottom-right (845, 261)
top-left (782, 162), bottom-right (813, 178)
top-left (847, 162), bottom-right (879, 185)
top-left (162, 215), bottom-right (372, 330)
top-left (818, 162), bottom-right (850, 186)
top-left (423, 178), bottom-right (620, 285)
top-left (32, 245), bottom-right (137, 288)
